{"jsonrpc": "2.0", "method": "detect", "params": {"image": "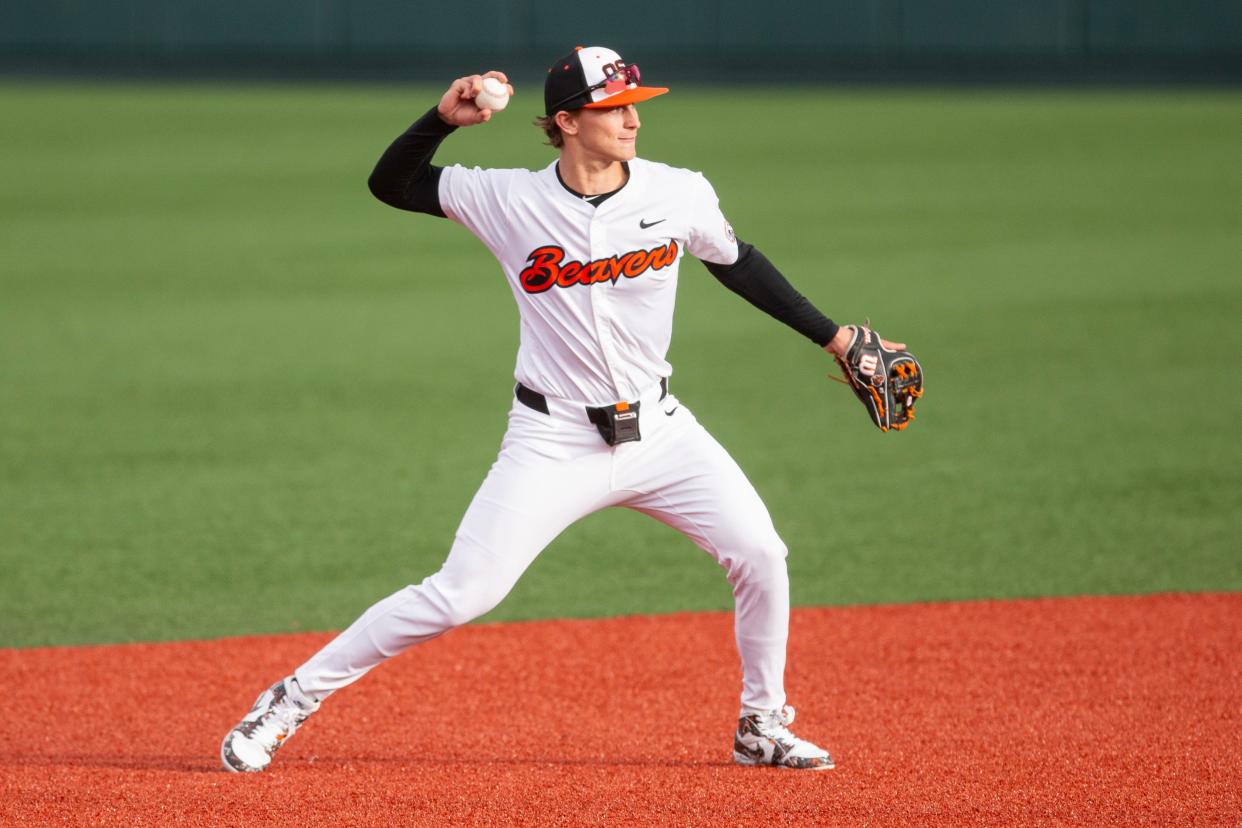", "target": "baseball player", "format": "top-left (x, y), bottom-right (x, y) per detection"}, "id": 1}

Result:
top-left (221, 45), bottom-right (904, 774)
